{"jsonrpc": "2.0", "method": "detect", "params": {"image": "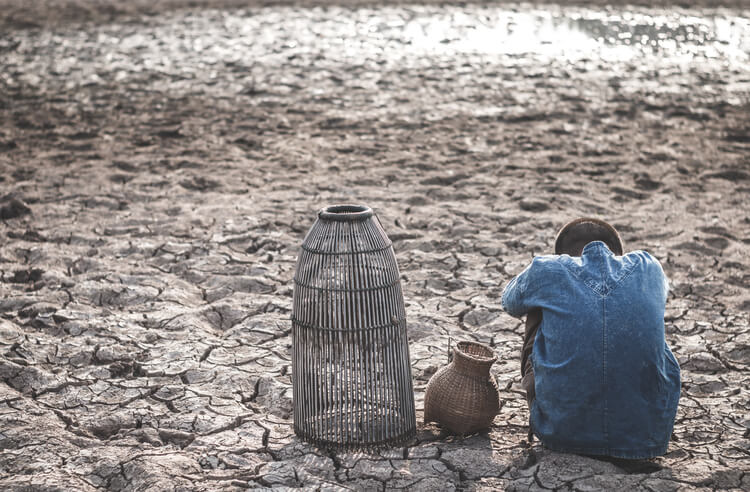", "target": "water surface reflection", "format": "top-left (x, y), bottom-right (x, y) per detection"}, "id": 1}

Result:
top-left (4, 4), bottom-right (749, 102)
top-left (351, 7), bottom-right (750, 63)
